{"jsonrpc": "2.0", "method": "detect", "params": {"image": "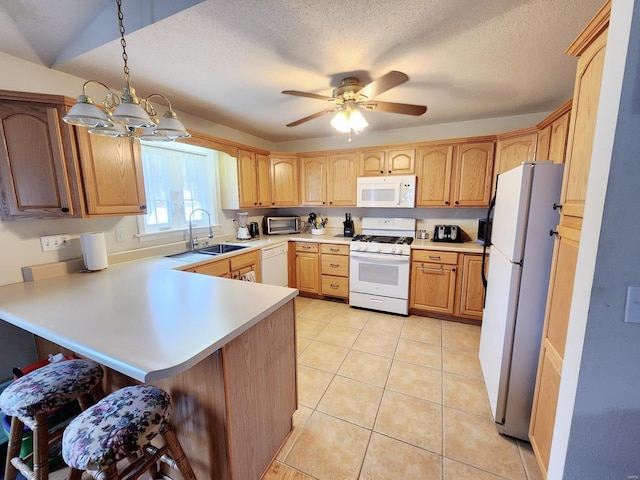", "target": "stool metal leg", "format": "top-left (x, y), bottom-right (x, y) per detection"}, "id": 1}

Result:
top-left (4, 416), bottom-right (23, 480)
